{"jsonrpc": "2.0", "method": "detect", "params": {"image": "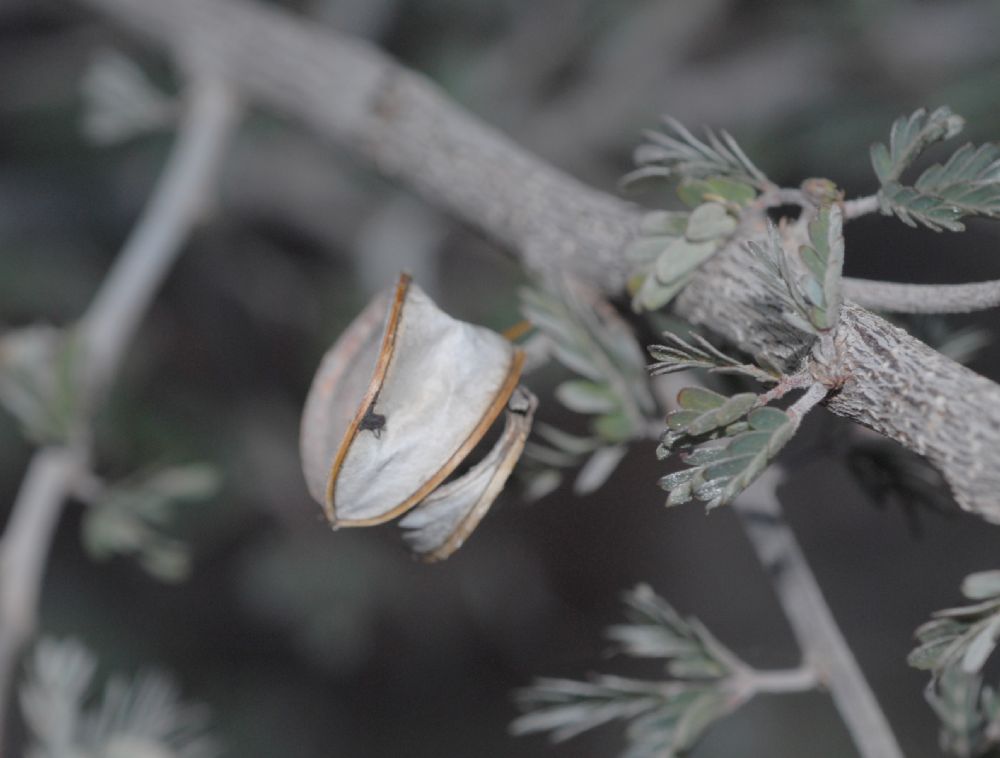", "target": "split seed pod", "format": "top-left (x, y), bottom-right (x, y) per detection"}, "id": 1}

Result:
top-left (300, 274), bottom-right (535, 560)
